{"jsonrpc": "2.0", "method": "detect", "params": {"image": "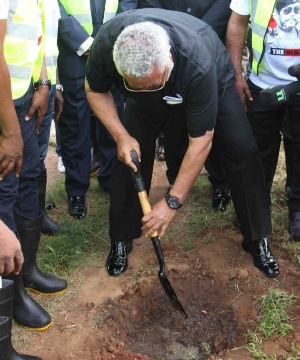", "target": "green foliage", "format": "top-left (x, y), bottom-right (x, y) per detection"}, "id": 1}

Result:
top-left (246, 289), bottom-right (298, 359)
